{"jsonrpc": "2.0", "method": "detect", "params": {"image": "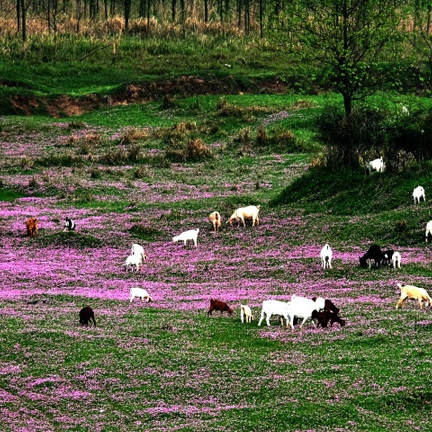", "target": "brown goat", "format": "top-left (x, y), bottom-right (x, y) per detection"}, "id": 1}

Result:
top-left (25, 217), bottom-right (38, 238)
top-left (208, 299), bottom-right (233, 316)
top-left (312, 310), bottom-right (345, 328)
top-left (79, 306), bottom-right (97, 327)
